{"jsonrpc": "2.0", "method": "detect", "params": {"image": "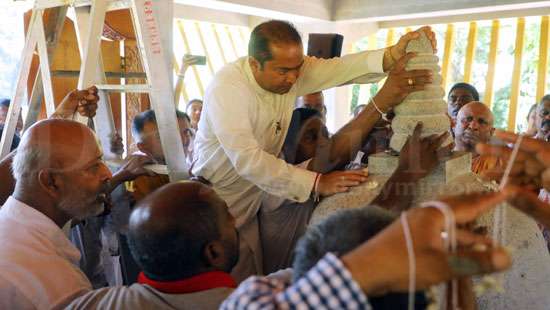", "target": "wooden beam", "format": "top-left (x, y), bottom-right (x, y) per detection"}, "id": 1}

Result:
top-left (484, 20), bottom-right (500, 109)
top-left (386, 28), bottom-right (395, 47)
top-left (508, 17), bottom-right (525, 132)
top-left (238, 27), bottom-right (247, 45)
top-left (194, 22), bottom-right (215, 74)
top-left (212, 24), bottom-right (228, 64)
top-left (463, 21), bottom-right (477, 84)
top-left (176, 20), bottom-right (204, 96)
top-left (225, 25), bottom-right (240, 60)
top-left (537, 16), bottom-right (549, 101)
top-left (441, 24), bottom-right (455, 90)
